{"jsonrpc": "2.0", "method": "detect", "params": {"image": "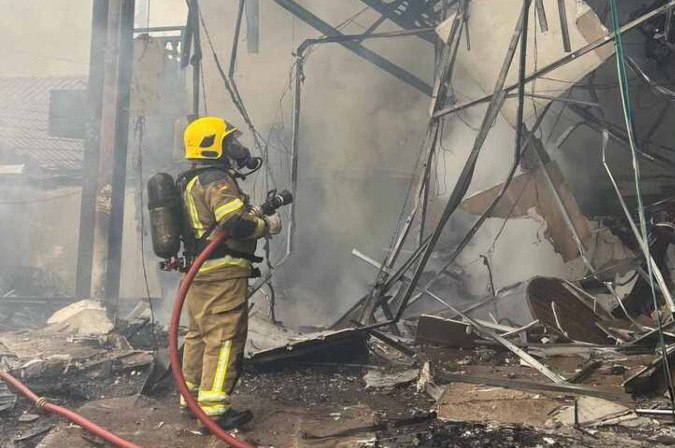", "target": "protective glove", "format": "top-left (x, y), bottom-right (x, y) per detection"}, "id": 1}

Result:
top-left (263, 213), bottom-right (282, 235)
